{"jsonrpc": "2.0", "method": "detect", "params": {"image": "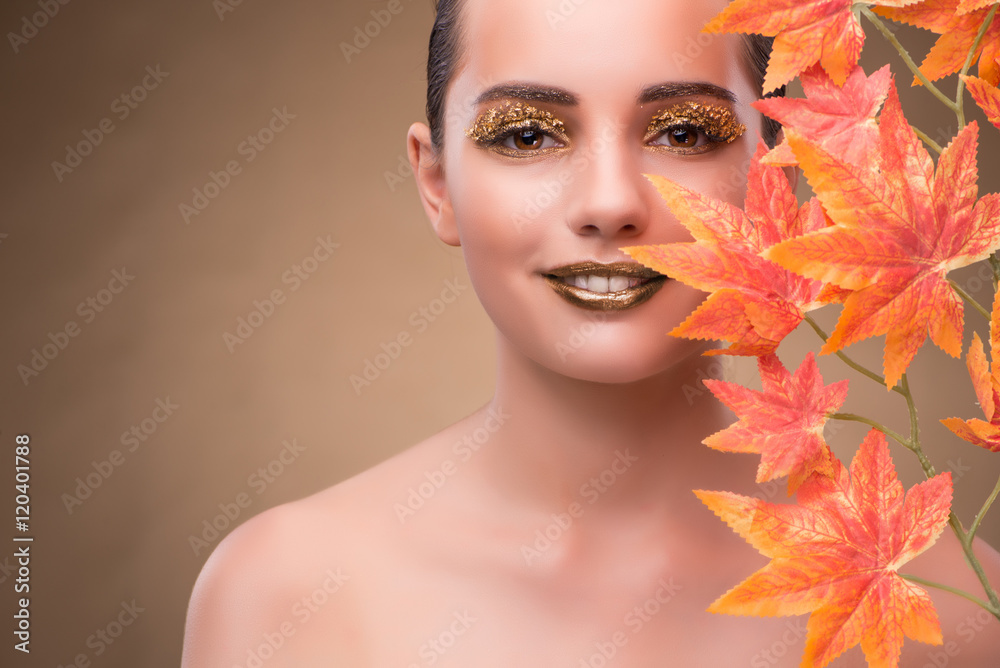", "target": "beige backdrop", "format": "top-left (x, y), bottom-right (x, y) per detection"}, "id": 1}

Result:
top-left (0, 1), bottom-right (998, 666)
